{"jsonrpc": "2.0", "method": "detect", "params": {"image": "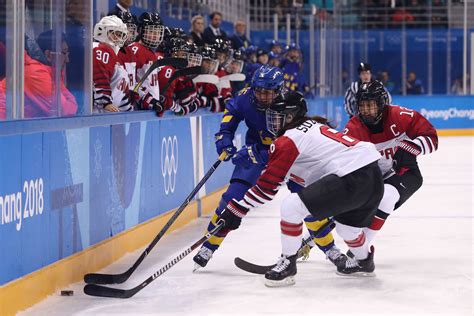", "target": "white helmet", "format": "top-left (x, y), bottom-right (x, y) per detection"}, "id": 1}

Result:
top-left (94, 16), bottom-right (128, 51)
